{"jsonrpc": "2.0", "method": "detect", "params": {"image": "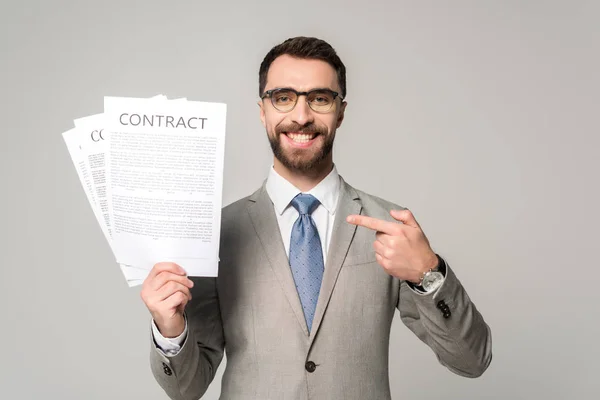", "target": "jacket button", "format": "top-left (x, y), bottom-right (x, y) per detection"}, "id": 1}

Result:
top-left (162, 362), bottom-right (173, 376)
top-left (443, 310), bottom-right (451, 319)
top-left (436, 300), bottom-right (446, 309)
top-left (305, 361), bottom-right (316, 373)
